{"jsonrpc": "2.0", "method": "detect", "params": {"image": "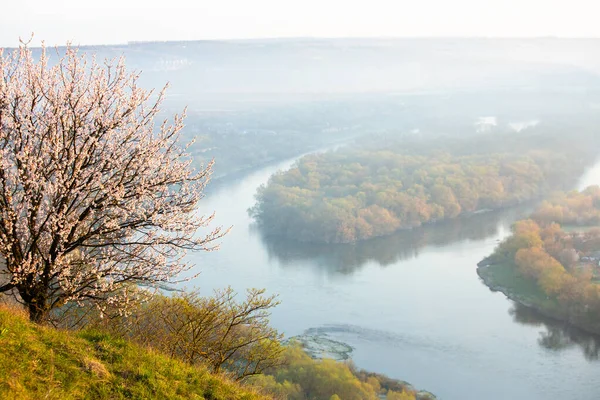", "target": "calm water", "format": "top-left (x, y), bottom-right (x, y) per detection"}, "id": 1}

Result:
top-left (185, 156), bottom-right (600, 400)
